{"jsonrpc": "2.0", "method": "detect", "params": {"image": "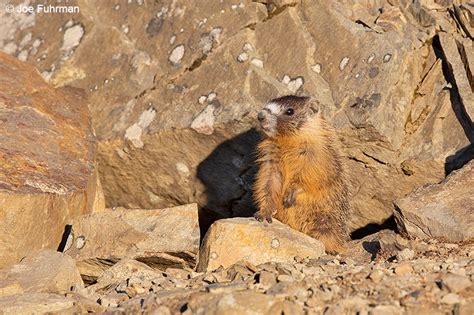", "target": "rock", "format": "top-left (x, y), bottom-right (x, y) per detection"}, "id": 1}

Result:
top-left (0, 250), bottom-right (83, 297)
top-left (394, 160), bottom-right (474, 242)
top-left (99, 292), bottom-right (129, 308)
top-left (2, 0), bottom-right (468, 233)
top-left (0, 52), bottom-right (104, 268)
top-left (64, 204), bottom-right (200, 281)
top-left (88, 258), bottom-right (163, 294)
top-left (440, 292), bottom-right (461, 305)
top-left (394, 262), bottom-right (413, 275)
top-left (438, 33), bottom-right (474, 122)
top-left (197, 218), bottom-right (324, 272)
top-left (256, 271), bottom-right (277, 289)
top-left (187, 291), bottom-right (280, 314)
top-left (439, 273), bottom-right (471, 293)
top-left (397, 248), bottom-right (415, 261)
top-left (370, 305), bottom-right (403, 315)
top-left (0, 293), bottom-right (74, 314)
